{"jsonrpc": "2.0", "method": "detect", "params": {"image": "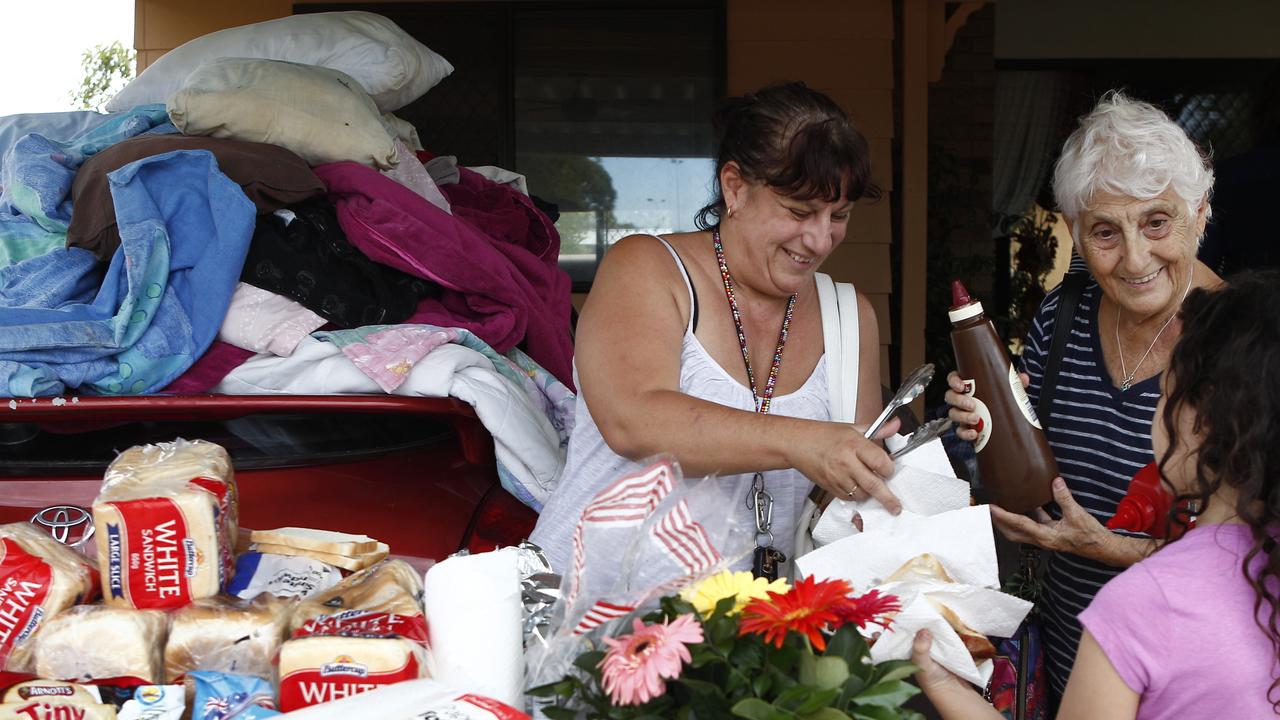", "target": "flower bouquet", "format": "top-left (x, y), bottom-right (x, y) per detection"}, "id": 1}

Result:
top-left (529, 571), bottom-right (924, 720)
